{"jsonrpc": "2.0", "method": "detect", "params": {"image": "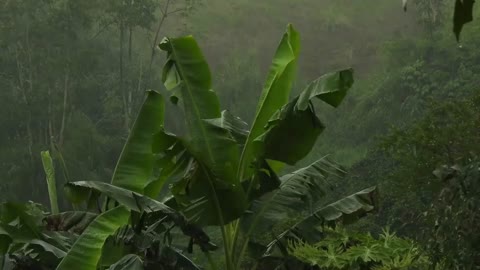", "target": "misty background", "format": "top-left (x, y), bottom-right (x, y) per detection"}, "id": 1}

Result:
top-left (1, 0), bottom-right (479, 261)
